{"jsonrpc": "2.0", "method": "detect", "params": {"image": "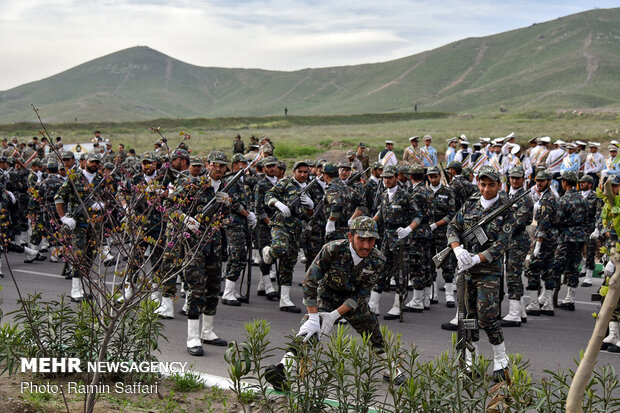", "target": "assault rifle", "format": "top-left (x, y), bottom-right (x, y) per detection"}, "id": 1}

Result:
top-left (372, 180), bottom-right (384, 212)
top-left (276, 176), bottom-right (322, 220)
top-left (439, 162), bottom-right (452, 184)
top-left (432, 187), bottom-right (532, 268)
top-left (201, 153), bottom-right (261, 217)
top-left (455, 269), bottom-right (477, 367)
top-left (397, 238), bottom-right (407, 323)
